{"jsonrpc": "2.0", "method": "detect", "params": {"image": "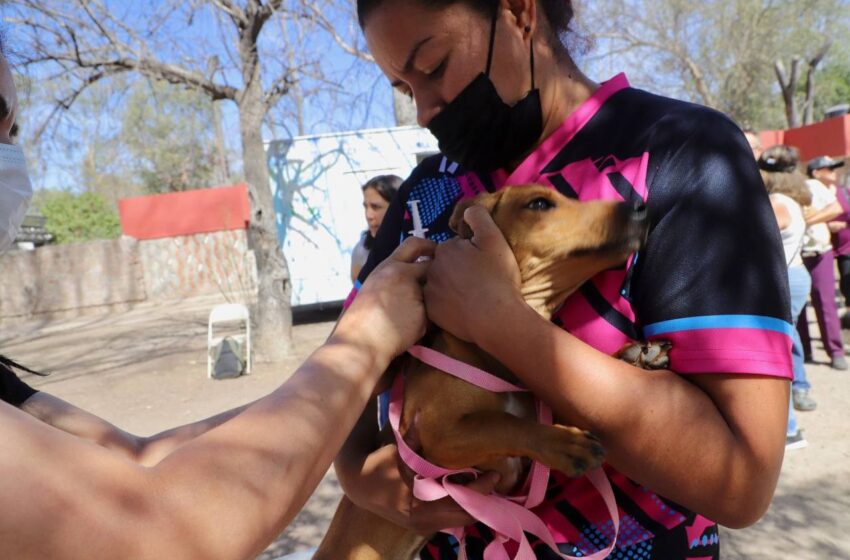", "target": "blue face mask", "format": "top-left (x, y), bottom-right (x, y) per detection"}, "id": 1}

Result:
top-left (426, 10), bottom-right (543, 173)
top-left (0, 144), bottom-right (33, 252)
